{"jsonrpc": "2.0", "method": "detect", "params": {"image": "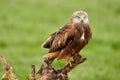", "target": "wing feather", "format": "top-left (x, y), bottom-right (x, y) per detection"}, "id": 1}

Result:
top-left (49, 27), bottom-right (75, 52)
top-left (42, 24), bottom-right (75, 52)
top-left (41, 33), bottom-right (55, 49)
